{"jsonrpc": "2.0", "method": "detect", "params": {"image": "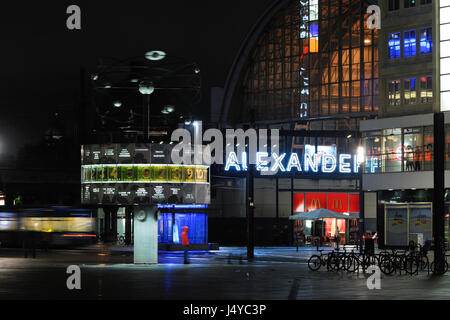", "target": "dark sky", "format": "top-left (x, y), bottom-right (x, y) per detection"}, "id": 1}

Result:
top-left (0, 0), bottom-right (274, 157)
